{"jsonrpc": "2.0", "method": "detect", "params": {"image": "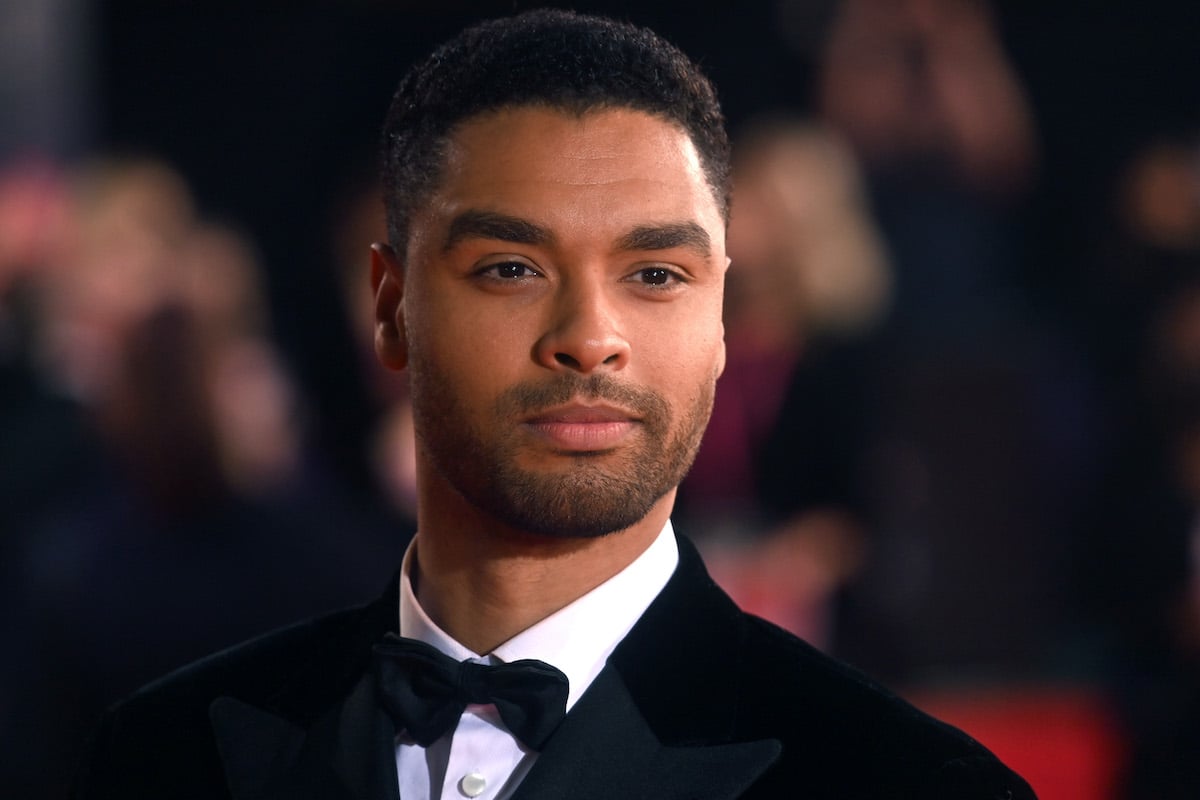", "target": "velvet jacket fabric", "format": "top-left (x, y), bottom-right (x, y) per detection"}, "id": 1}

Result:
top-left (72, 535), bottom-right (1035, 800)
